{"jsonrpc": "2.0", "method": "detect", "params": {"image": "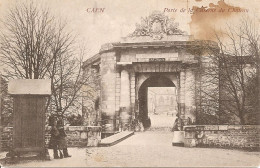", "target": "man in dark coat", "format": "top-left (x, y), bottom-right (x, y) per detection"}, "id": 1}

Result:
top-left (48, 114), bottom-right (60, 159)
top-left (56, 109), bottom-right (71, 158)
